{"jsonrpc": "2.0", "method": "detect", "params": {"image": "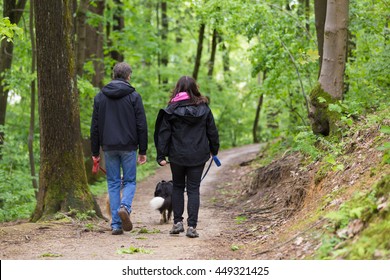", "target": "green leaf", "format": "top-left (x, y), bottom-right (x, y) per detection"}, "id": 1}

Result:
top-left (328, 104), bottom-right (342, 113)
top-left (318, 97), bottom-right (327, 103)
top-left (380, 126), bottom-right (390, 134)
